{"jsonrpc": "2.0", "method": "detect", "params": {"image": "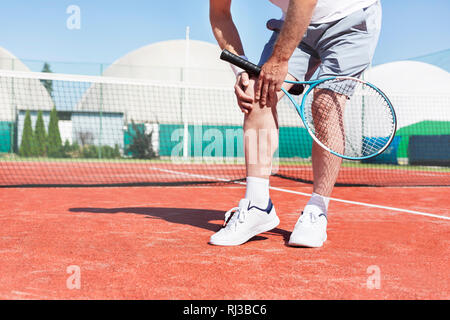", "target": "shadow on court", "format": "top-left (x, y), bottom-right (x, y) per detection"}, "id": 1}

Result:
top-left (69, 206), bottom-right (291, 243)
